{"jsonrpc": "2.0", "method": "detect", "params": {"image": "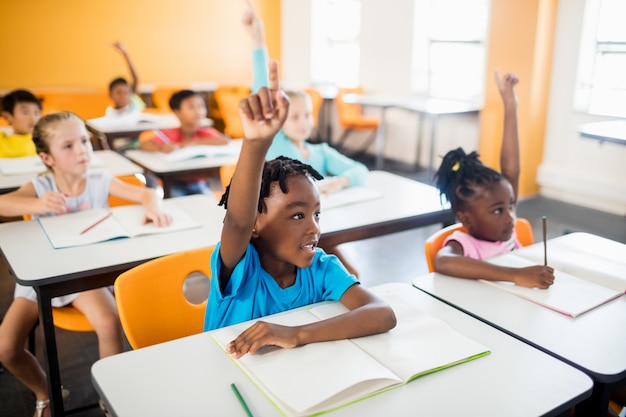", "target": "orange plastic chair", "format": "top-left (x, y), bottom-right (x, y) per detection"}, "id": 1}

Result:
top-left (213, 85), bottom-right (251, 138)
top-left (150, 86), bottom-right (186, 112)
top-left (334, 87), bottom-right (379, 151)
top-left (424, 218), bottom-right (534, 273)
top-left (114, 246), bottom-right (215, 349)
top-left (303, 88), bottom-right (324, 128)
